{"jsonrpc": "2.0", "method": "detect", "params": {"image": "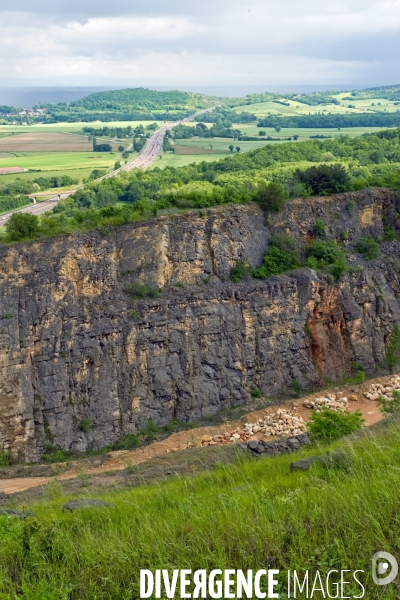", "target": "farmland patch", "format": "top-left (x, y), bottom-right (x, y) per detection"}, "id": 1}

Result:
top-left (0, 132), bottom-right (118, 152)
